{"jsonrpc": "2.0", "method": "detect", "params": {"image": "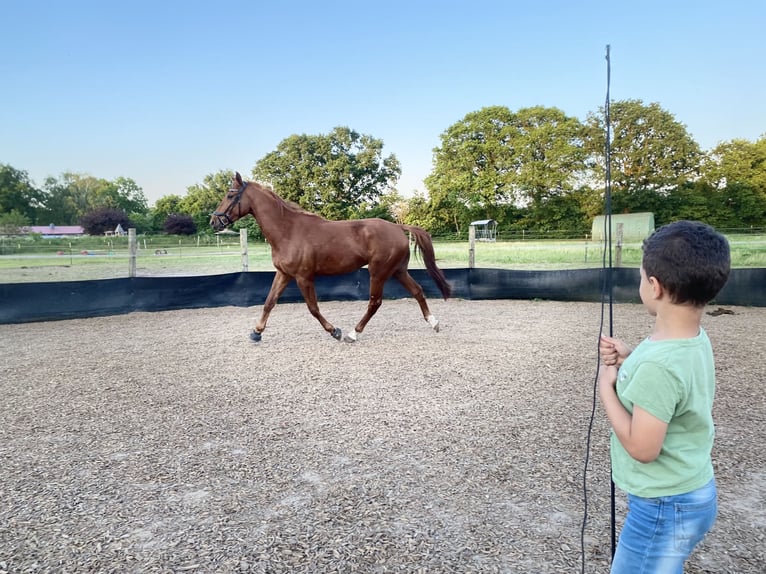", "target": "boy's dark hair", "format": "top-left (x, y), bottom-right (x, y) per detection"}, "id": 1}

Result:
top-left (642, 220), bottom-right (731, 307)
